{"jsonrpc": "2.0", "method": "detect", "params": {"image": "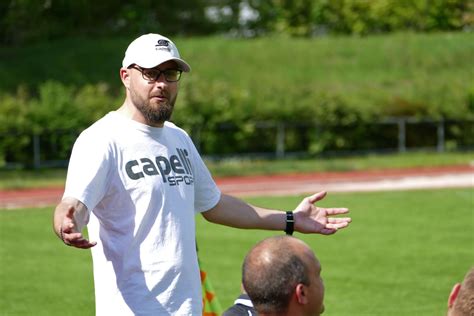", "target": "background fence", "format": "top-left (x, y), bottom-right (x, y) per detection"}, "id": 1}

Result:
top-left (192, 118), bottom-right (474, 158)
top-left (1, 118), bottom-right (473, 169)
